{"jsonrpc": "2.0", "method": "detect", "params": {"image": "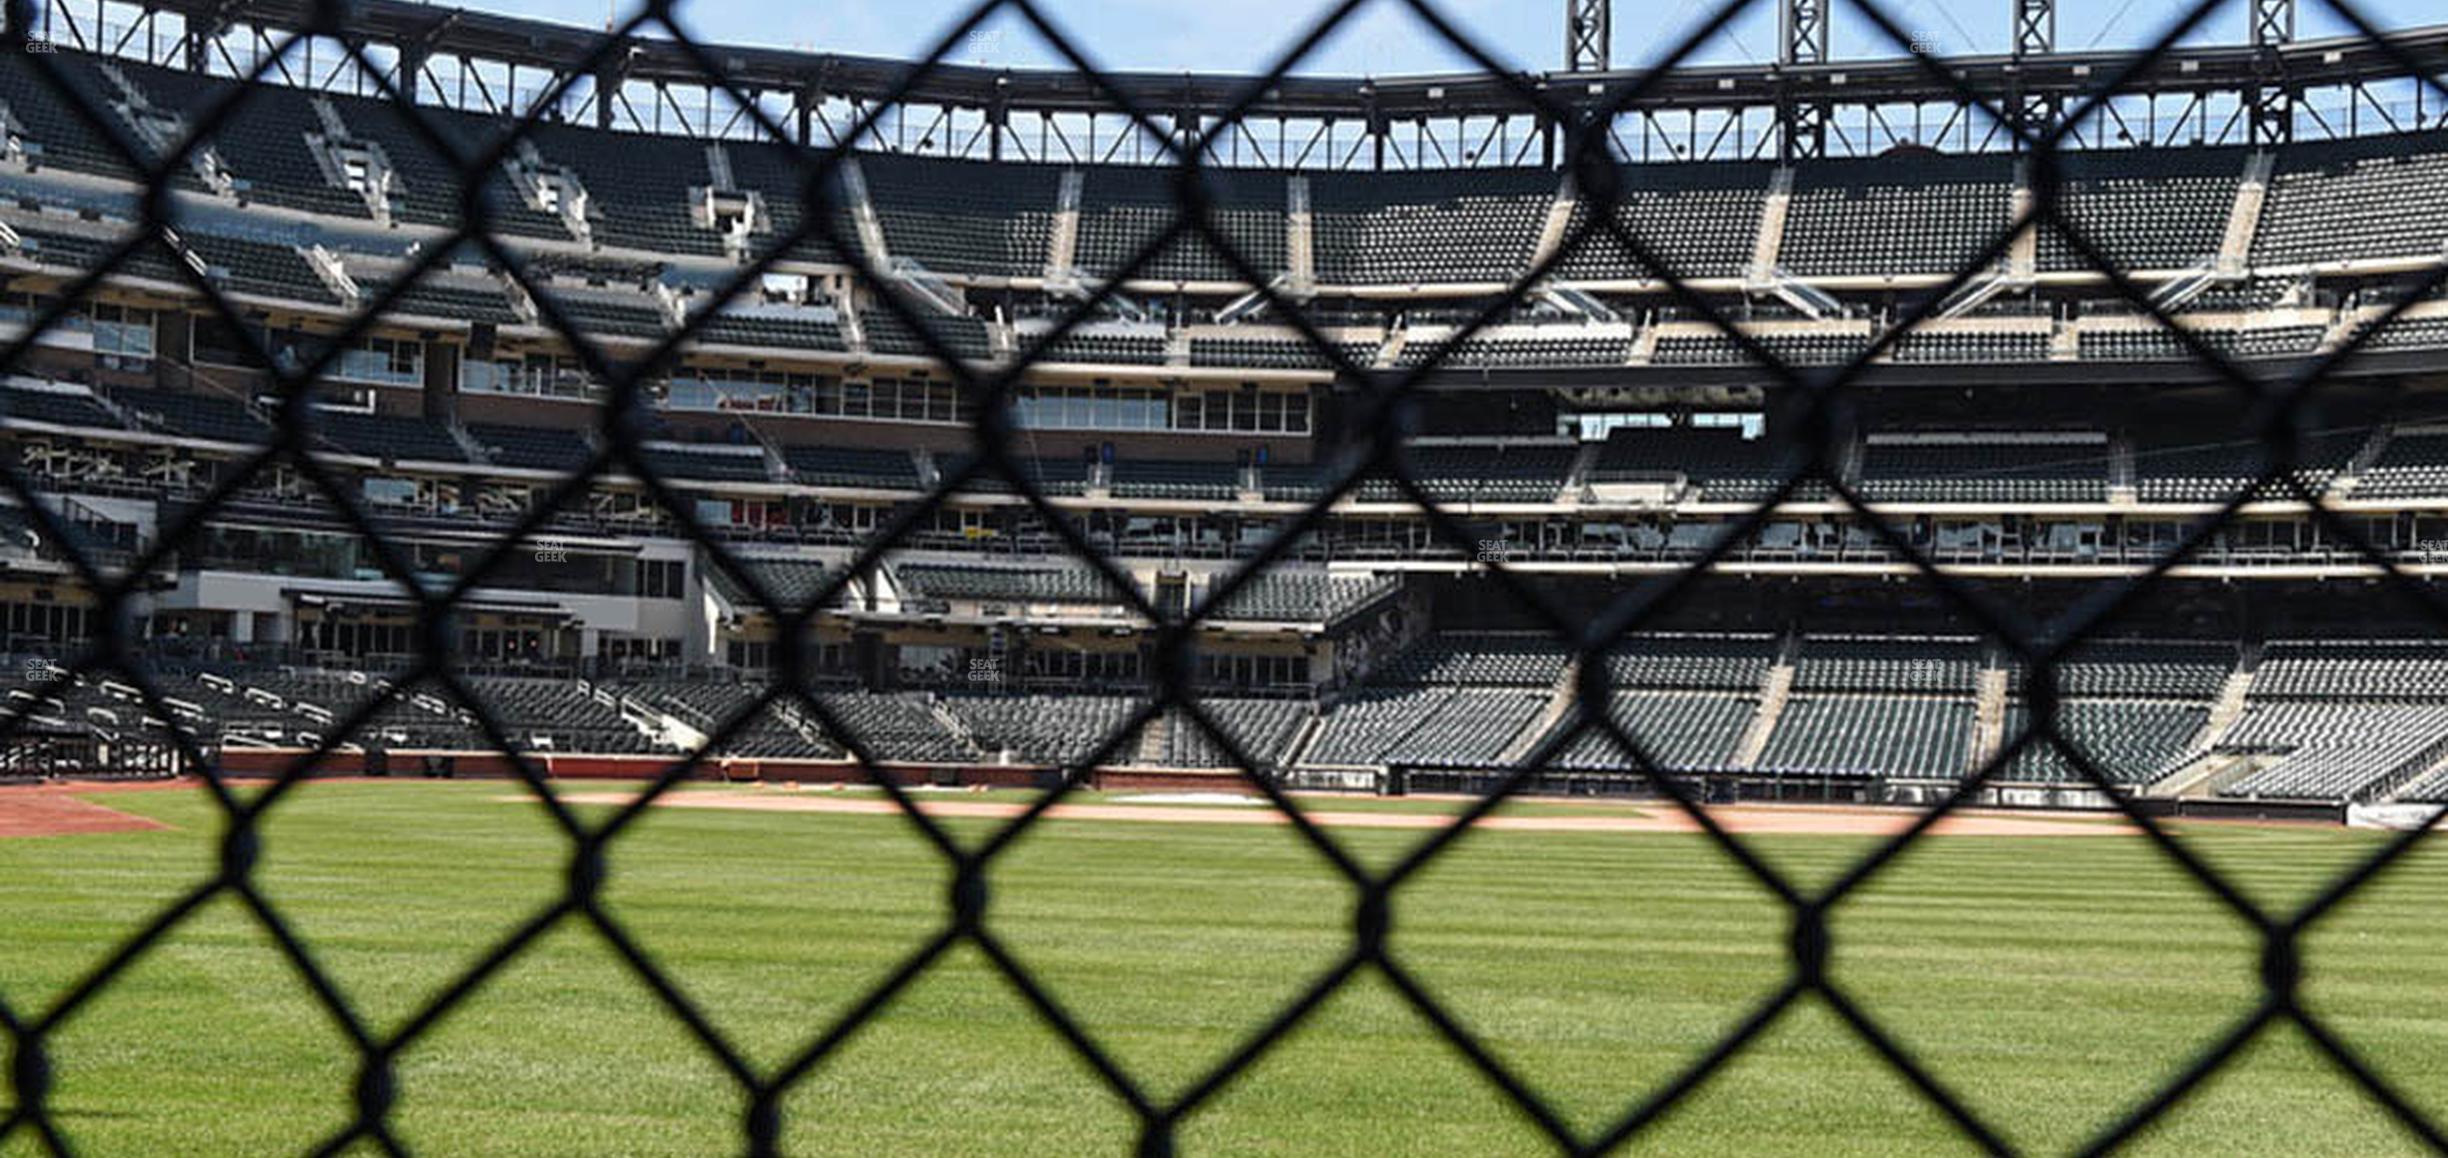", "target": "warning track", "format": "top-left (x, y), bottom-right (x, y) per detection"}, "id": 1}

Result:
top-left (546, 789), bottom-right (2143, 837)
